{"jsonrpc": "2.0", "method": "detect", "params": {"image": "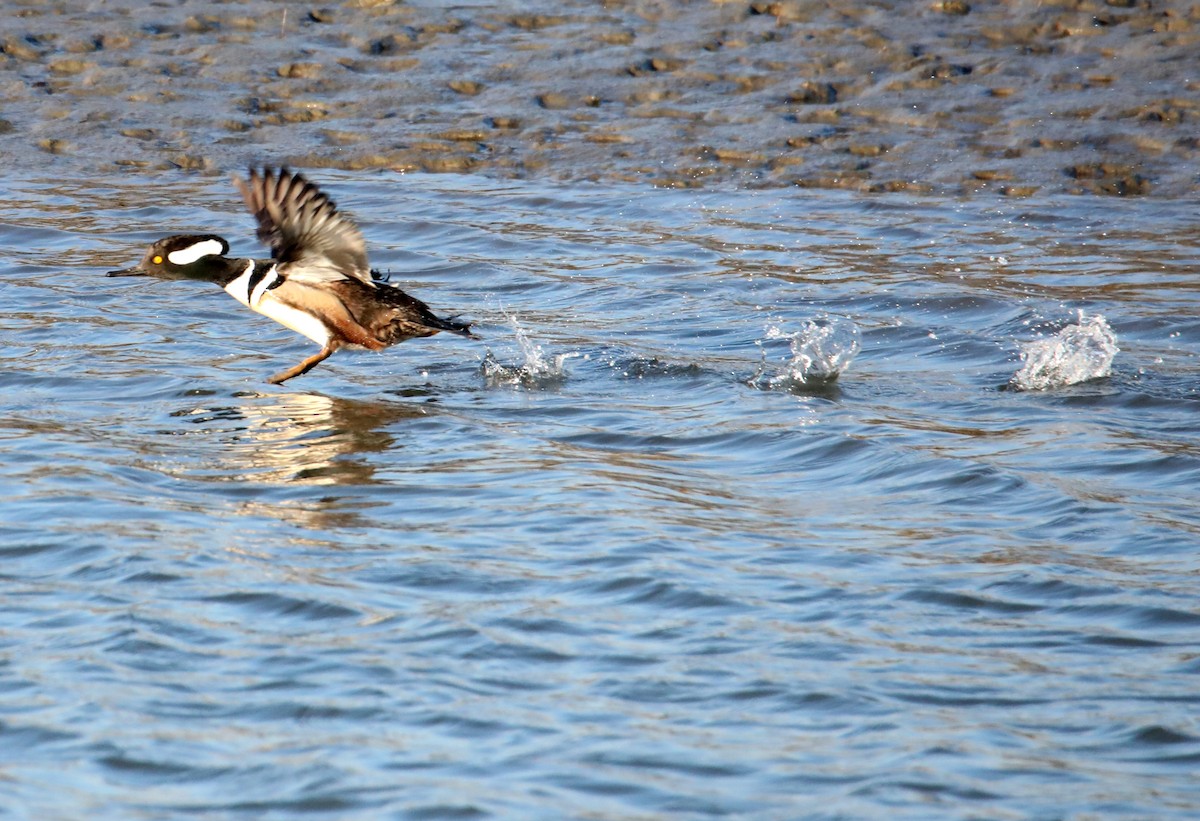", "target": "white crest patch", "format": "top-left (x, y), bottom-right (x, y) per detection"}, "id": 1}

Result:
top-left (167, 238), bottom-right (225, 266)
